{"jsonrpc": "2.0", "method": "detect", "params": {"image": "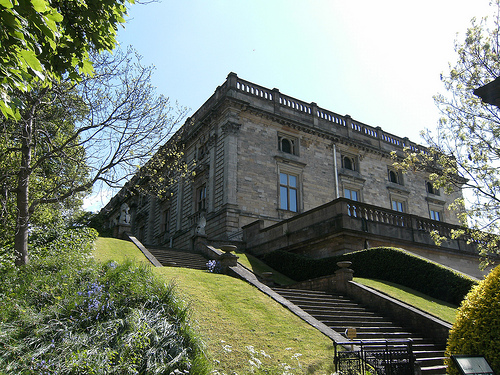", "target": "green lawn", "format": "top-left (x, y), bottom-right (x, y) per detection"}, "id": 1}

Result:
top-left (94, 237), bottom-right (151, 265)
top-left (235, 250), bottom-right (296, 286)
top-left (94, 238), bottom-right (336, 374)
top-left (93, 238), bottom-right (459, 373)
top-left (355, 278), bottom-right (458, 324)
